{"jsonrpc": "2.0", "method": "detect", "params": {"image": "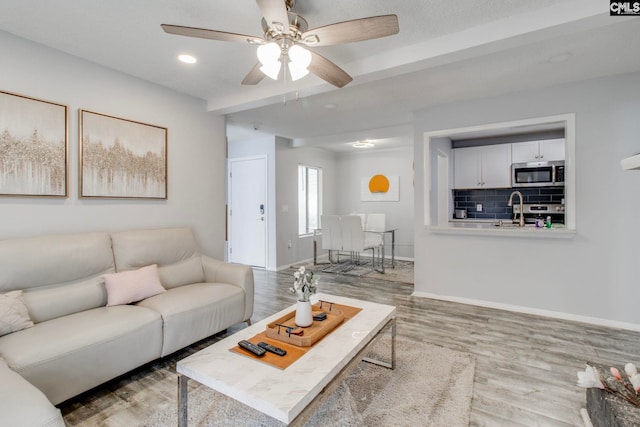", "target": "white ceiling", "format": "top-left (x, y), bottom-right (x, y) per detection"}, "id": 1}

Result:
top-left (1, 0), bottom-right (638, 152)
